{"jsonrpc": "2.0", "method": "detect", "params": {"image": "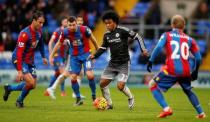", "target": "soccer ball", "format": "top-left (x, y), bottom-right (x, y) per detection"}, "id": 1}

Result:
top-left (93, 97), bottom-right (108, 110)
